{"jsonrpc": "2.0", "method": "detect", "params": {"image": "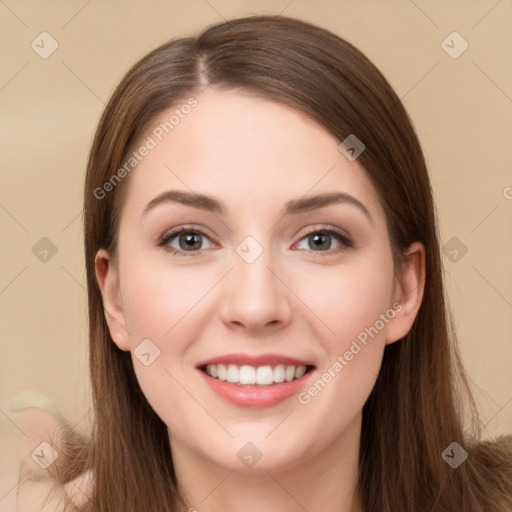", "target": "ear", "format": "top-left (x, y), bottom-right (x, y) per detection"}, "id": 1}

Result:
top-left (385, 241), bottom-right (426, 345)
top-left (94, 249), bottom-right (130, 351)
